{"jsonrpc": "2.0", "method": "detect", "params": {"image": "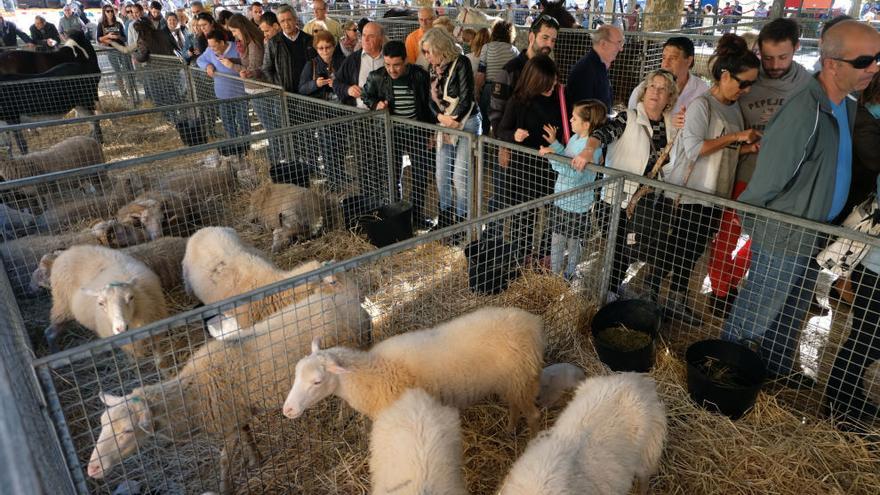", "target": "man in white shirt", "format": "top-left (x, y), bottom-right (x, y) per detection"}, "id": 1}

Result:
top-left (334, 22), bottom-right (385, 108)
top-left (303, 0), bottom-right (343, 39)
top-left (627, 36), bottom-right (708, 118)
